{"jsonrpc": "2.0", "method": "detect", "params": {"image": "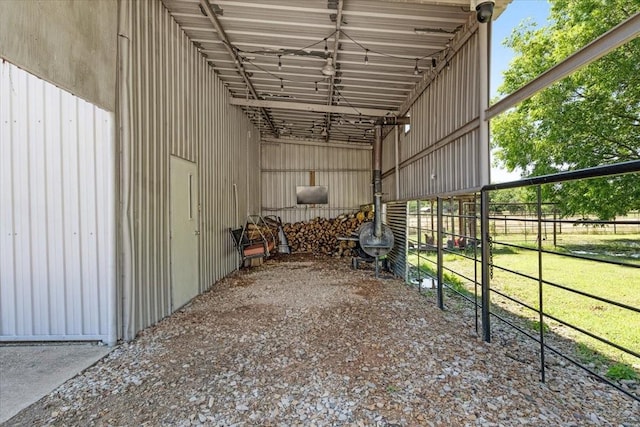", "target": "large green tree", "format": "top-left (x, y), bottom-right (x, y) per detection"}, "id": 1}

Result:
top-left (492, 0), bottom-right (640, 220)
